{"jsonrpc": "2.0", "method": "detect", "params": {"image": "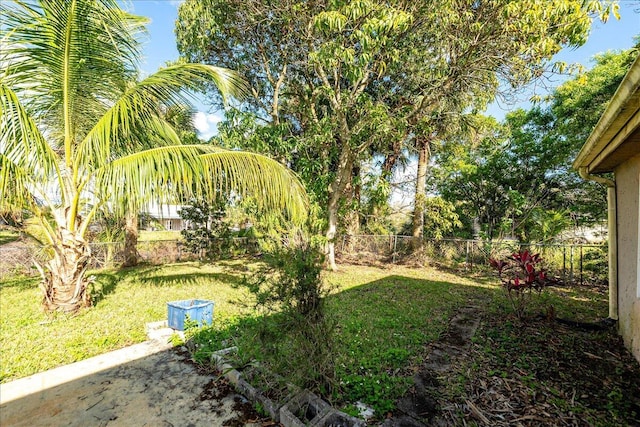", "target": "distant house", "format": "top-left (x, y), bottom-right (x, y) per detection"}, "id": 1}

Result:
top-left (142, 203), bottom-right (186, 231)
top-left (573, 53), bottom-right (640, 363)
